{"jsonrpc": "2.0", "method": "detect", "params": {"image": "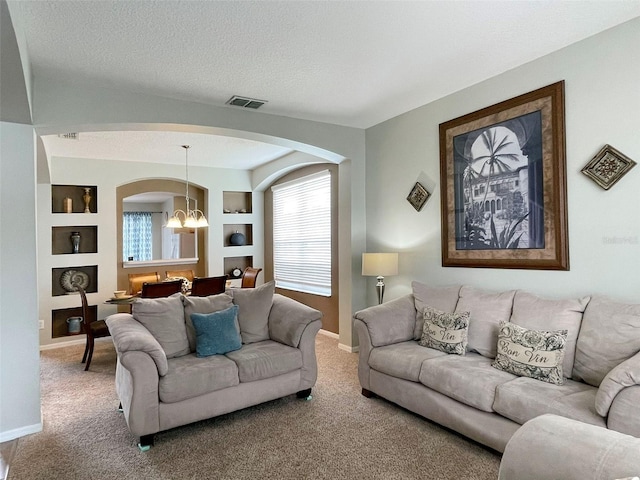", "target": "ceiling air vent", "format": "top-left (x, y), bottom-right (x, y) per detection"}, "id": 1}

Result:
top-left (58, 133), bottom-right (79, 140)
top-left (226, 95), bottom-right (267, 110)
